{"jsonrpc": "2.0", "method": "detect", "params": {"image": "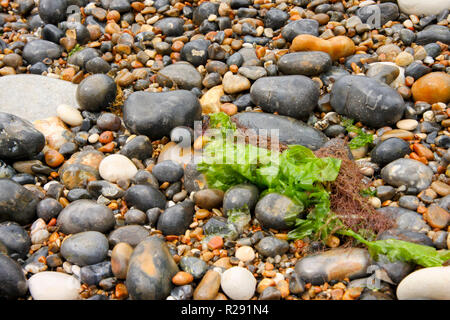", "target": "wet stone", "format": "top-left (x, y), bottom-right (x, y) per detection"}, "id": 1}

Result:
top-left (255, 193), bottom-right (303, 230)
top-left (57, 199), bottom-right (115, 234)
top-left (0, 222), bottom-right (31, 259)
top-left (61, 231), bottom-right (109, 266)
top-left (250, 76), bottom-right (319, 120)
top-left (370, 138), bottom-right (411, 167)
top-left (126, 236), bottom-right (179, 300)
top-left (80, 261), bottom-right (113, 286)
top-left (108, 225), bottom-right (150, 247)
top-left (254, 236), bottom-right (289, 257)
top-left (381, 158), bottom-right (433, 192)
top-left (0, 179), bottom-right (39, 225)
top-left (278, 52), bottom-right (332, 77)
top-left (295, 248), bottom-right (370, 285)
